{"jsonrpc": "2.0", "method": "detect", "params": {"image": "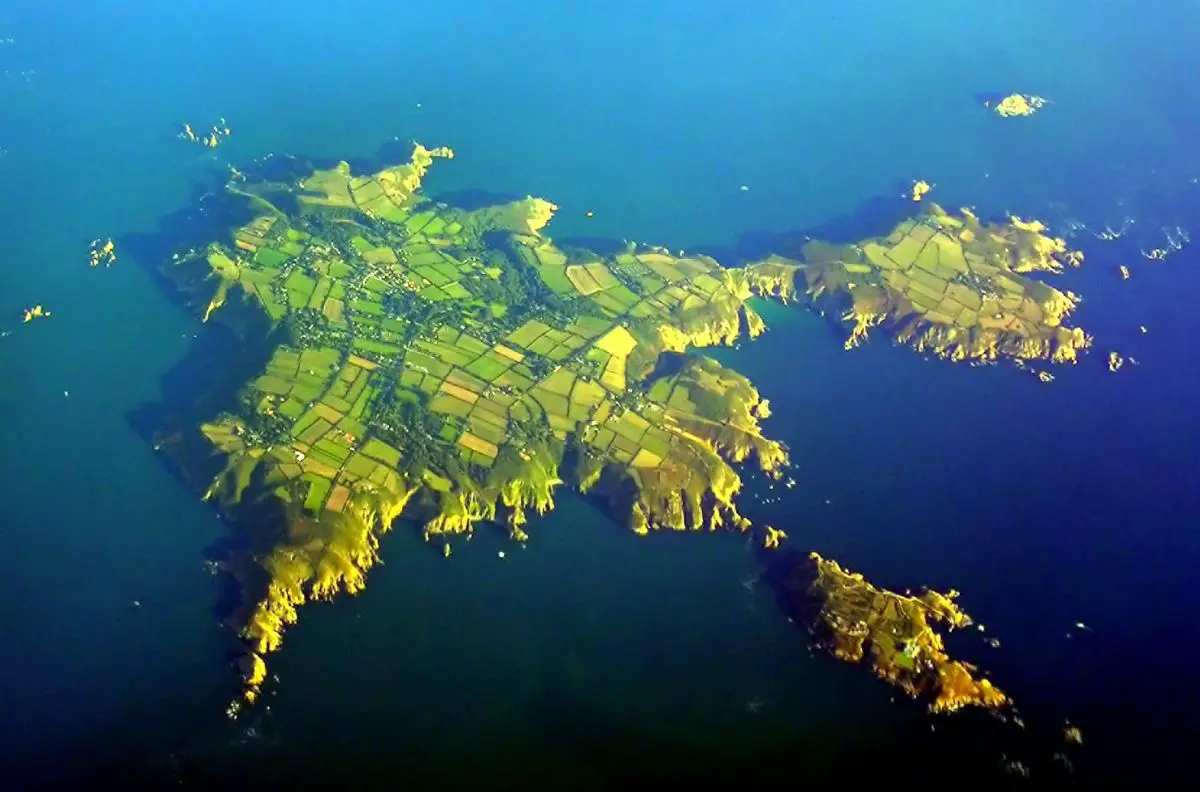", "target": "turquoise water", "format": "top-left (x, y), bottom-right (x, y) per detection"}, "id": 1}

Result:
top-left (2, 0), bottom-right (1199, 786)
